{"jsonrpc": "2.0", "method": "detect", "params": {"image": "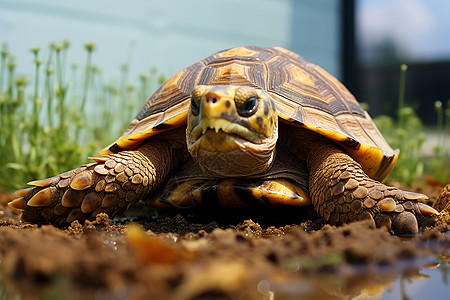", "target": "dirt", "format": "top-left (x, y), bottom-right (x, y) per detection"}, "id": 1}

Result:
top-left (0, 183), bottom-right (449, 300)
